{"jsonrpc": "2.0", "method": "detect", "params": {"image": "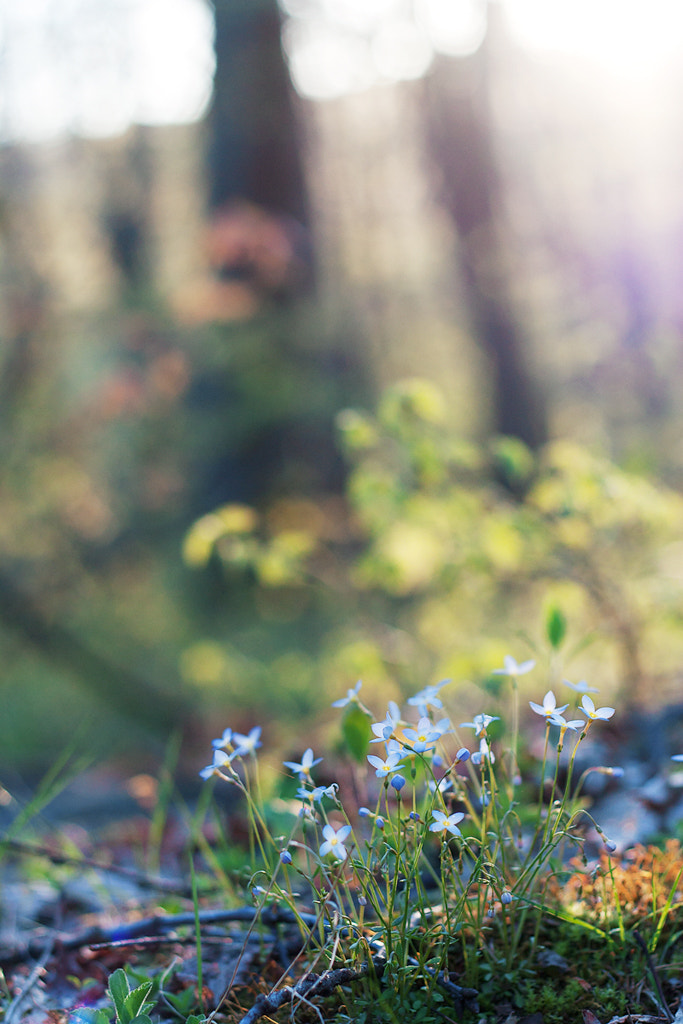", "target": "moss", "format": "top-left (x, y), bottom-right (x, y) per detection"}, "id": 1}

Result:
top-left (517, 974), bottom-right (639, 1024)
